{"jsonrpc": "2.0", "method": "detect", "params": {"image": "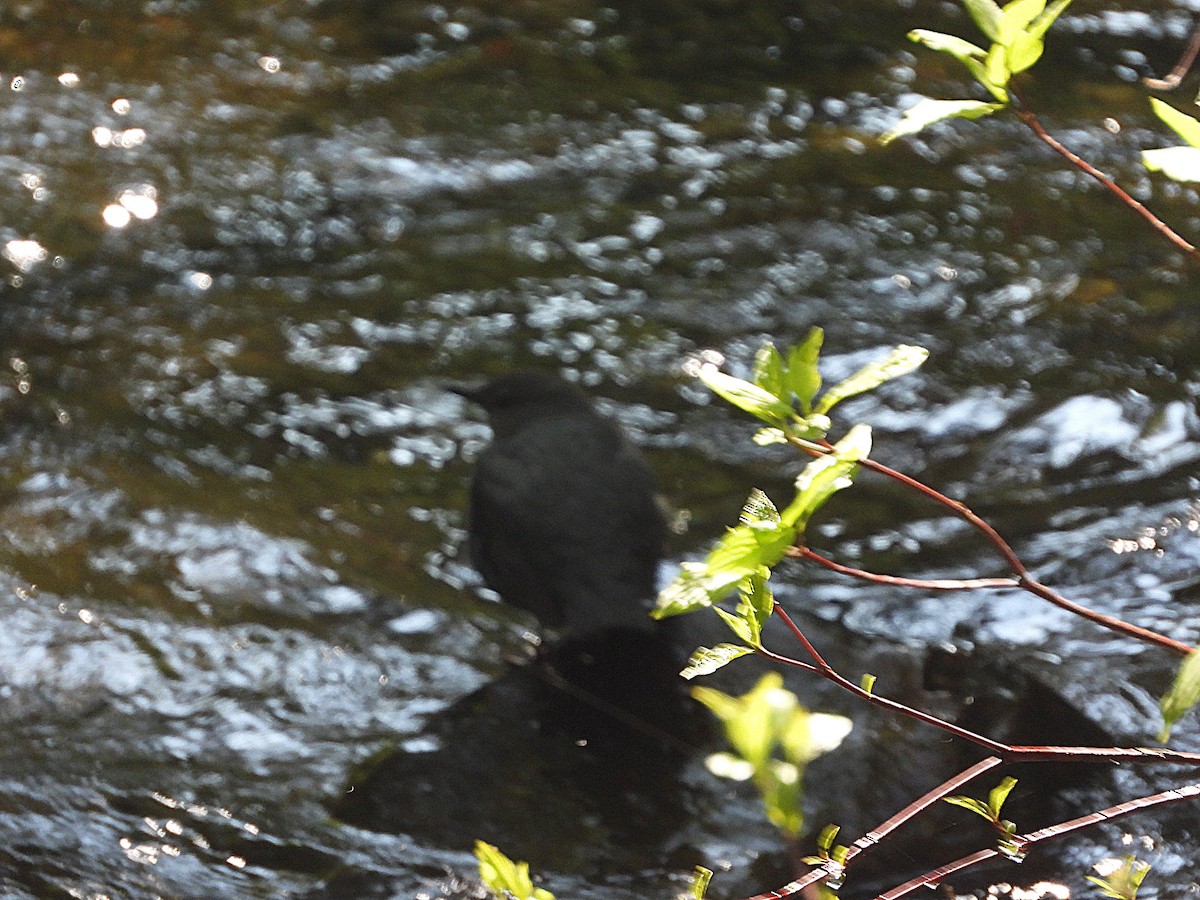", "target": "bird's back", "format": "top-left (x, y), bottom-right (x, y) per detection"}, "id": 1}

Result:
top-left (468, 405), bottom-right (666, 635)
